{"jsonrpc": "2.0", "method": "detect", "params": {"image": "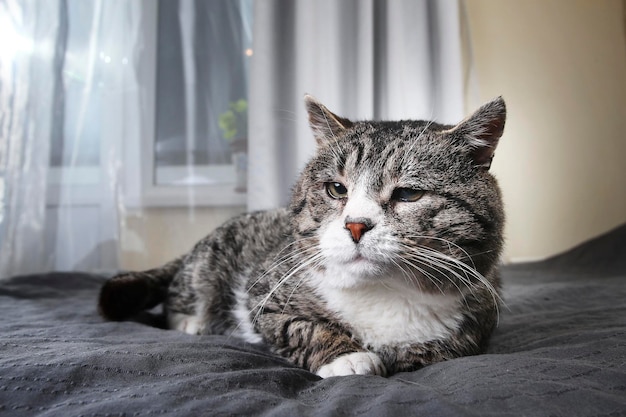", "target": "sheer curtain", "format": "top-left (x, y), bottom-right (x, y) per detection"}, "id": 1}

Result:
top-left (248, 0), bottom-right (464, 210)
top-left (0, 0), bottom-right (145, 278)
top-left (0, 0), bottom-right (60, 277)
top-left (0, 0), bottom-right (251, 278)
